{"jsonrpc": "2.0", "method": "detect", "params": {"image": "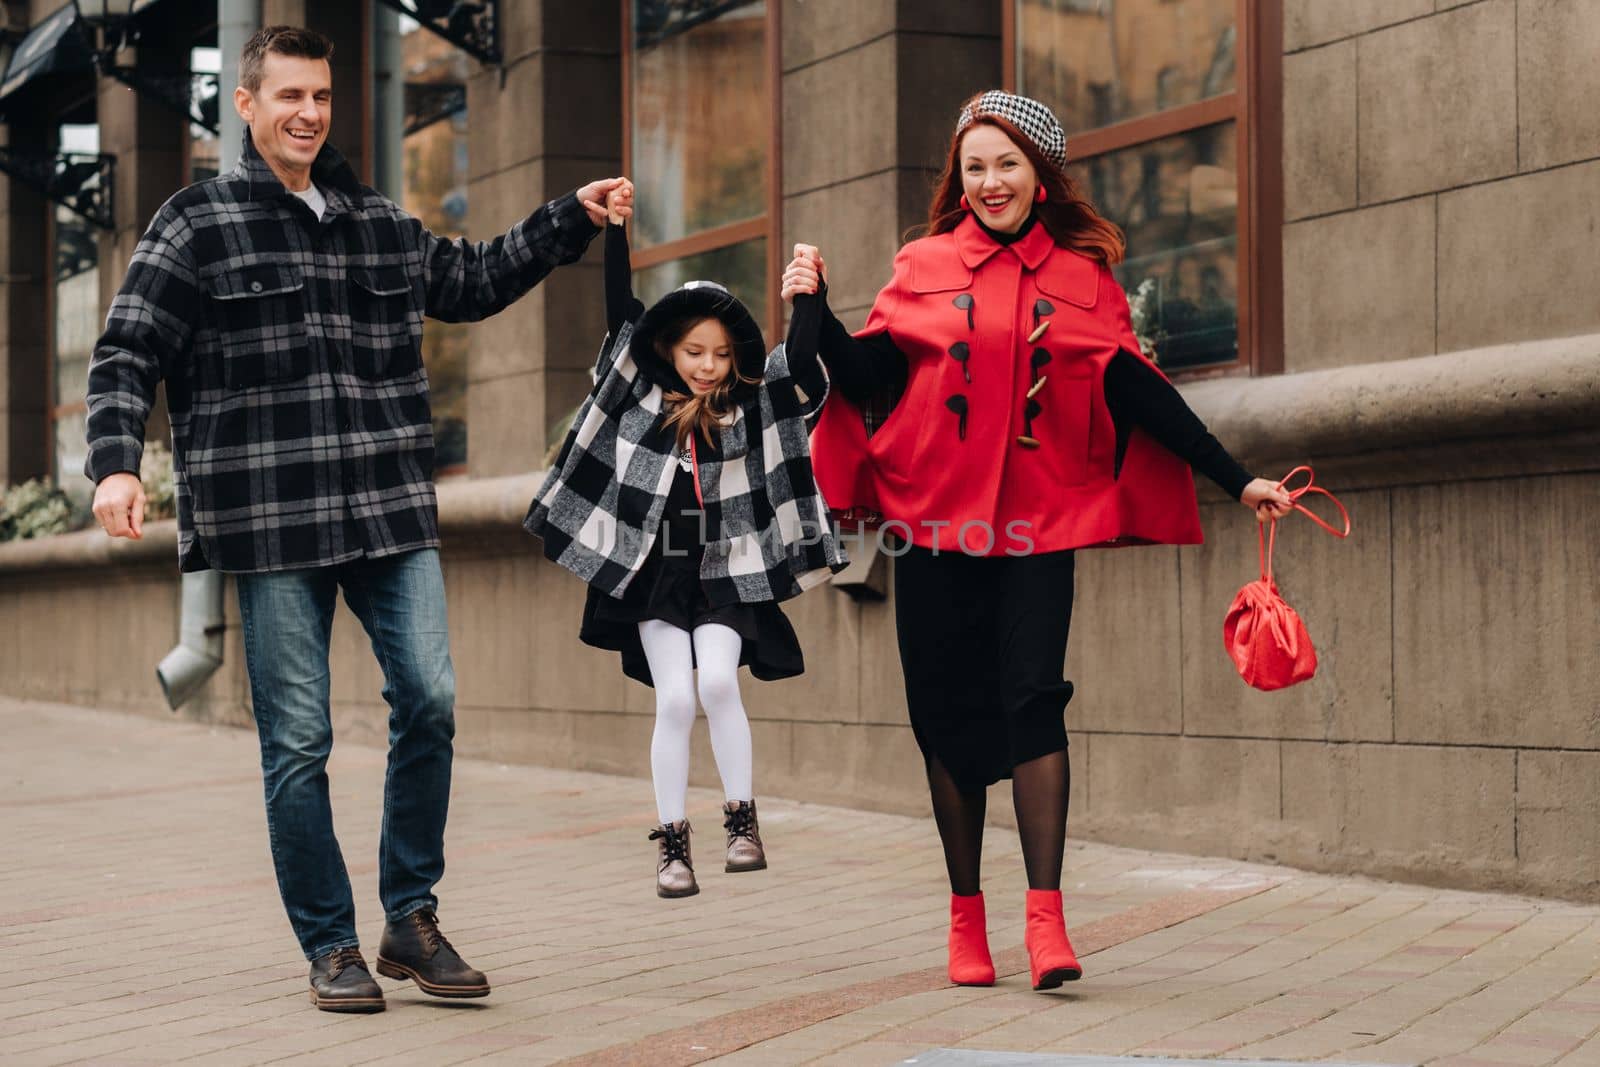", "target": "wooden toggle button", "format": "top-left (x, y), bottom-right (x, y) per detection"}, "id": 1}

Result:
top-left (1027, 320), bottom-right (1049, 343)
top-left (1016, 435), bottom-right (1040, 449)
